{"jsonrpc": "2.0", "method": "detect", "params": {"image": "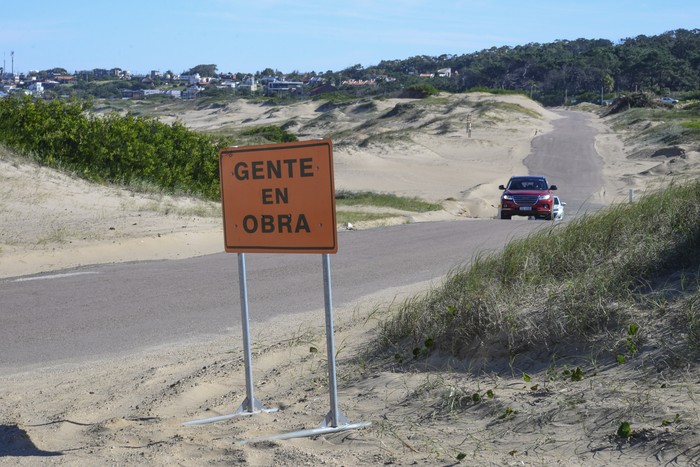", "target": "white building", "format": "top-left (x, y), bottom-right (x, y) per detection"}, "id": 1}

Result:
top-left (28, 82), bottom-right (44, 95)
